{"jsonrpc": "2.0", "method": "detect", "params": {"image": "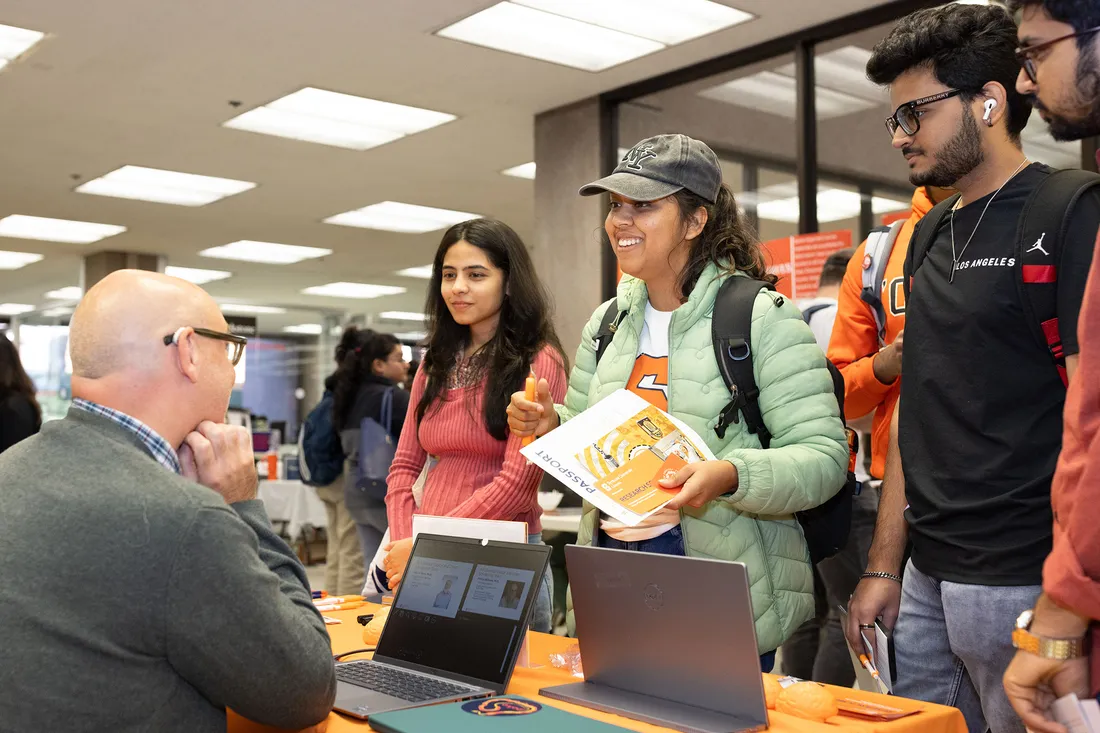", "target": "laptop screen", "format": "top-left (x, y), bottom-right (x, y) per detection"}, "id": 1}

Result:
top-left (375, 535), bottom-right (551, 688)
